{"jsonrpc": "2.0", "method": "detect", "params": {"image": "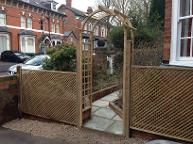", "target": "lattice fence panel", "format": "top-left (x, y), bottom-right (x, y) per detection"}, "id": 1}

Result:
top-left (130, 66), bottom-right (193, 142)
top-left (20, 70), bottom-right (78, 126)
